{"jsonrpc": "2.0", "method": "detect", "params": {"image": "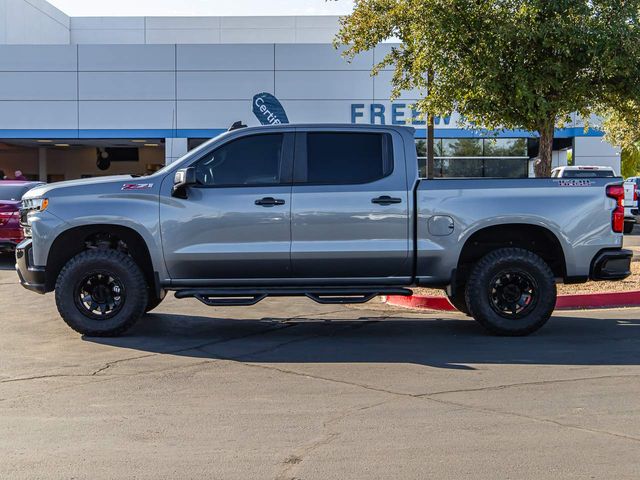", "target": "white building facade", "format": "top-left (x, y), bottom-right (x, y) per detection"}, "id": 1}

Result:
top-left (0, 0), bottom-right (621, 181)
